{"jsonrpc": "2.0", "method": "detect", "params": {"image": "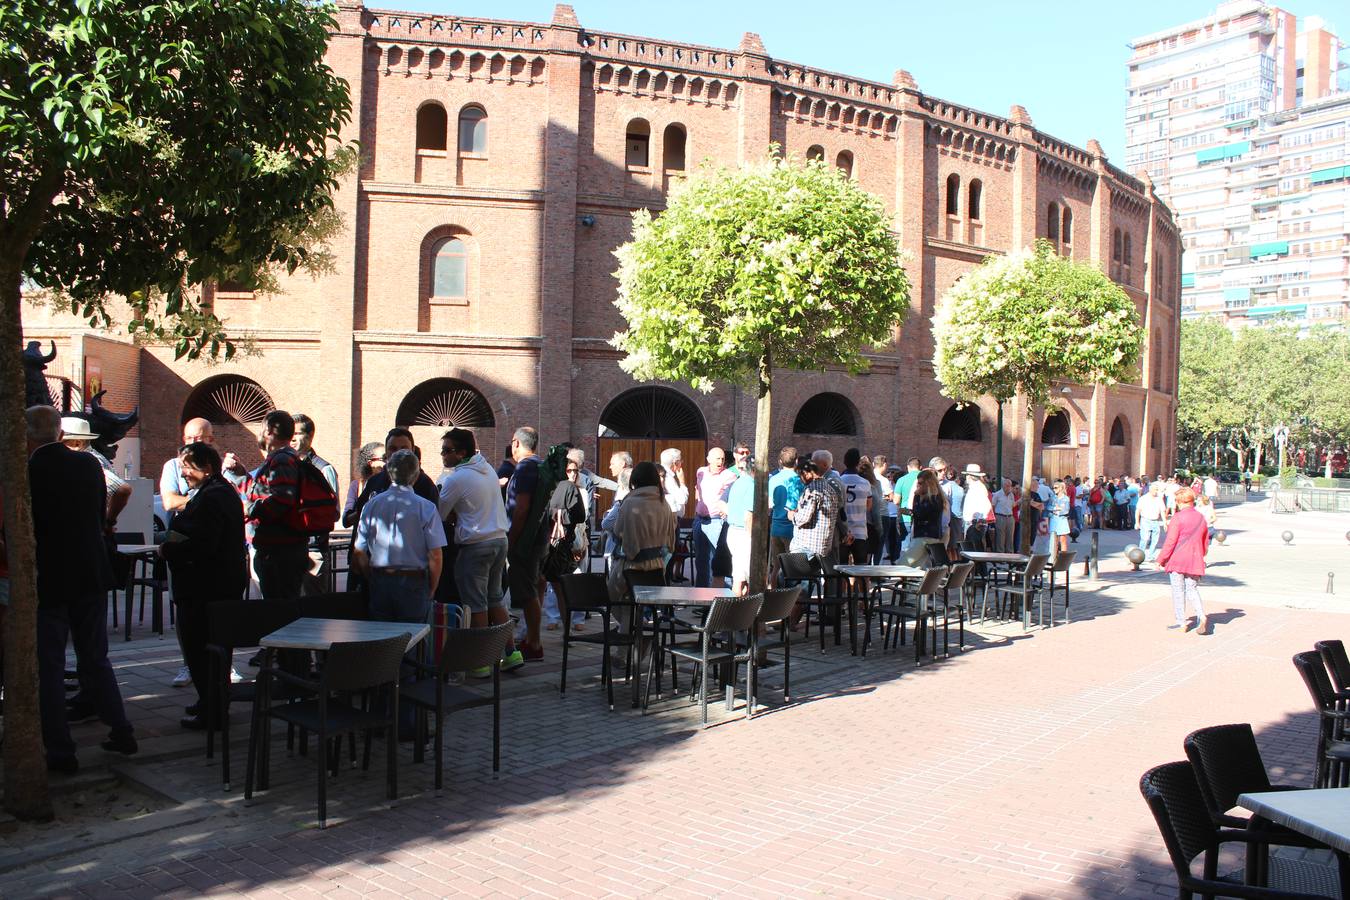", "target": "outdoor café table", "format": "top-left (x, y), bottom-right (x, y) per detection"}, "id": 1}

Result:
top-left (1238, 788), bottom-right (1350, 898)
top-left (631, 585), bottom-right (733, 711)
top-left (117, 543), bottom-right (163, 640)
top-left (248, 618), bottom-right (430, 791)
top-left (835, 564), bottom-right (928, 659)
